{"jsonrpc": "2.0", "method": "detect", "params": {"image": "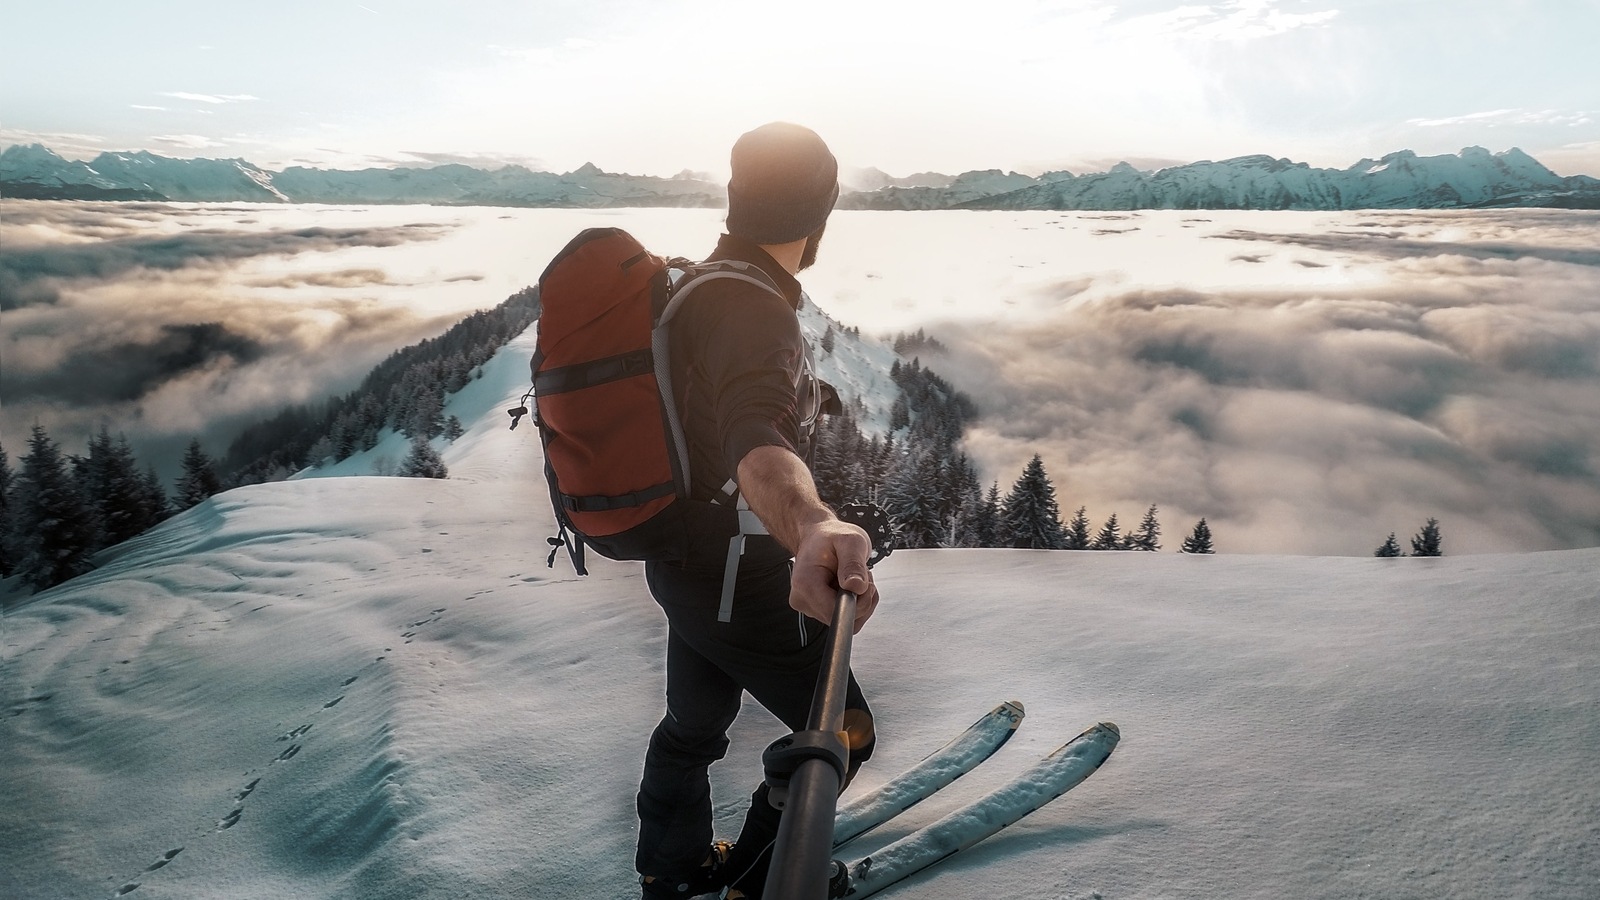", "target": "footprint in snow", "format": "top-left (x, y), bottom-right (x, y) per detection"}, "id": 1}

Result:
top-left (236, 779), bottom-right (260, 802)
top-left (400, 607), bottom-right (447, 641)
top-left (7, 694), bottom-right (52, 717)
top-left (144, 848), bottom-right (183, 872)
top-left (322, 696), bottom-right (343, 709)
